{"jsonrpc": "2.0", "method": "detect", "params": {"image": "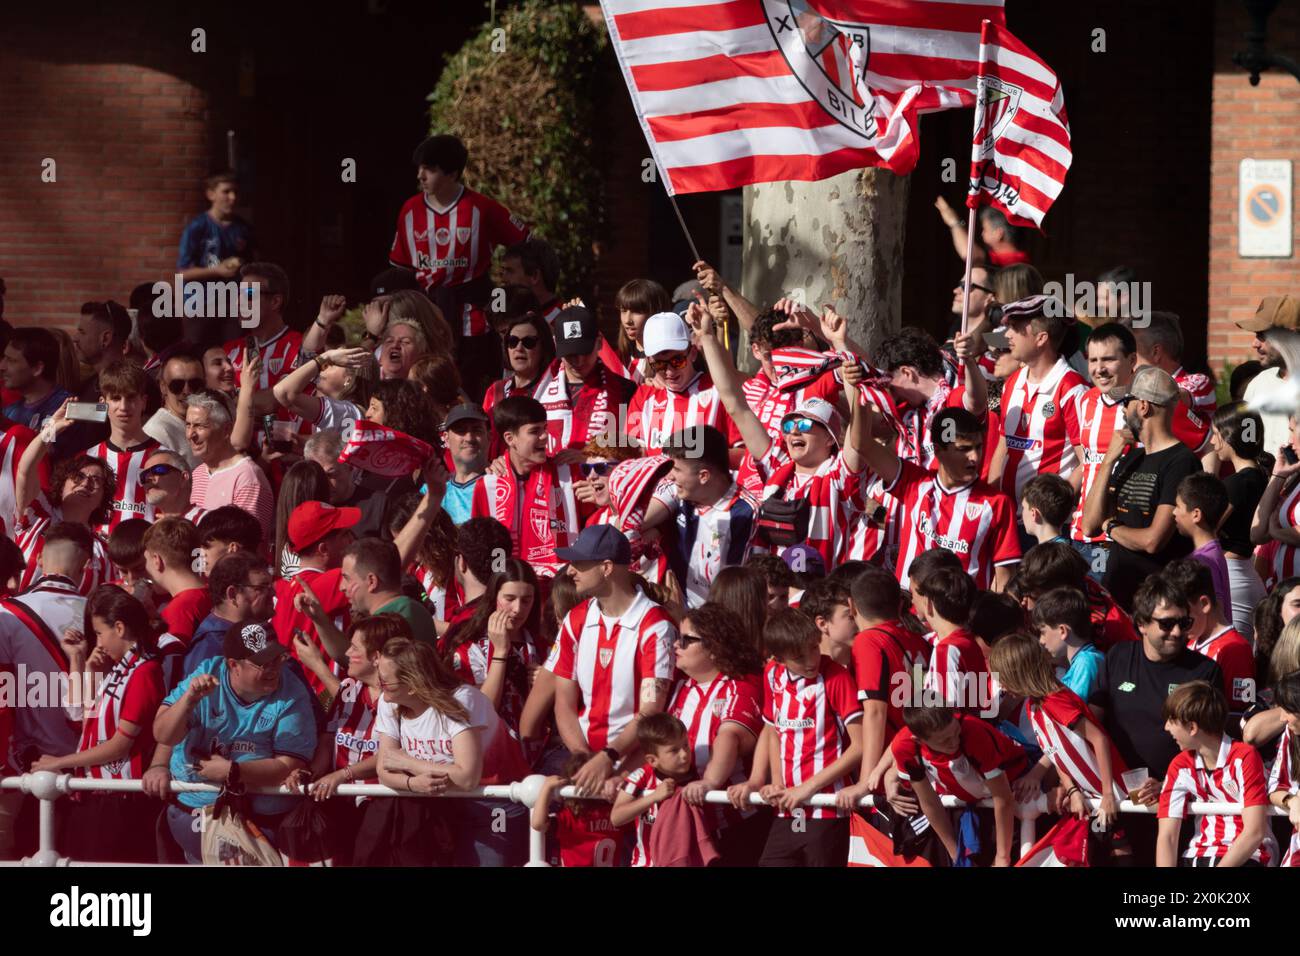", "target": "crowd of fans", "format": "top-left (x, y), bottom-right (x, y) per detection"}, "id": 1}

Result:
top-left (1, 132), bottom-right (1299, 868)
